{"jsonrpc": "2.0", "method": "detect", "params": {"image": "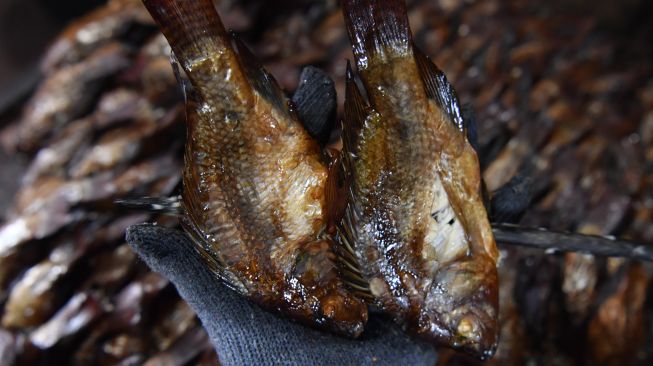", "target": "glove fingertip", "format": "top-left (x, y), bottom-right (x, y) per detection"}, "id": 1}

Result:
top-left (292, 65), bottom-right (336, 144)
top-left (126, 223), bottom-right (190, 262)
